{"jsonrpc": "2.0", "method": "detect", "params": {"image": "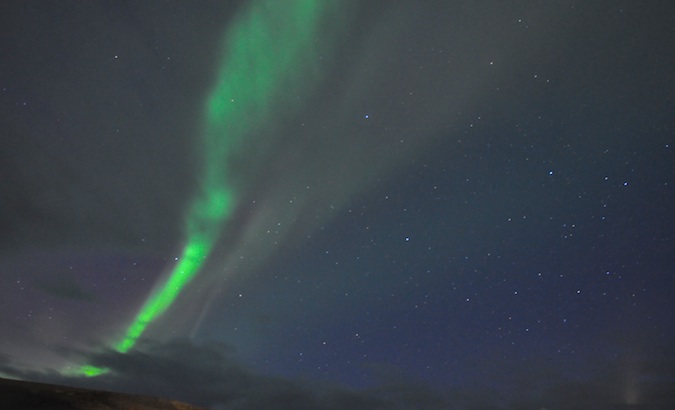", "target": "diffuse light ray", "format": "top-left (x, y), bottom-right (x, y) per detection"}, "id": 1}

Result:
top-left (77, 0), bottom-right (342, 376)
